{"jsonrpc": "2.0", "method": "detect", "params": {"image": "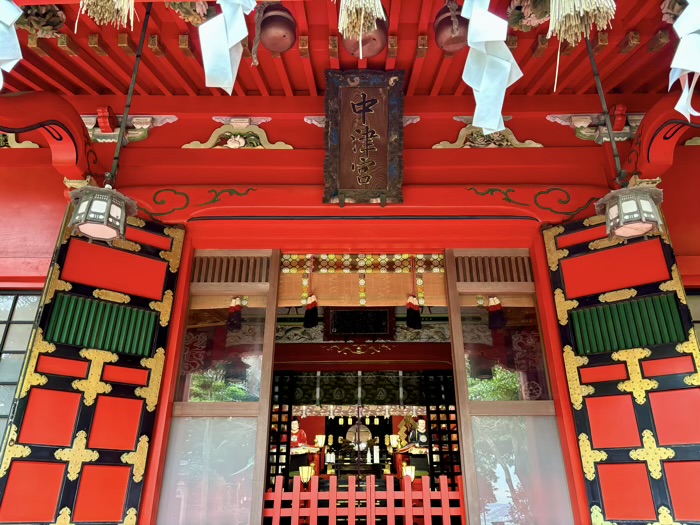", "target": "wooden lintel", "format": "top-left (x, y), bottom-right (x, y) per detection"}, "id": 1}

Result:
top-left (88, 34), bottom-right (107, 57)
top-left (27, 35), bottom-right (49, 57)
top-left (118, 34), bottom-right (136, 56)
top-left (329, 35), bottom-right (338, 59)
top-left (57, 34), bottom-right (79, 57)
top-left (648, 30), bottom-right (670, 53)
top-left (593, 32), bottom-right (608, 54)
top-left (620, 31), bottom-right (640, 54)
top-left (178, 34), bottom-right (194, 58)
top-left (388, 35), bottom-right (398, 58)
top-left (299, 35), bottom-right (310, 59)
top-left (416, 35), bottom-right (428, 58)
top-left (506, 34), bottom-right (518, 50)
top-left (532, 34), bottom-right (548, 58)
top-left (148, 35), bottom-right (165, 58)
